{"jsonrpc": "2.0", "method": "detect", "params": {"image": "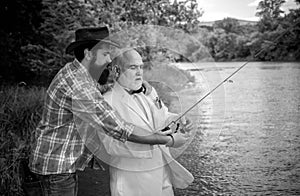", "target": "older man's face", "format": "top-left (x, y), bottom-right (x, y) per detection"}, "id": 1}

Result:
top-left (117, 50), bottom-right (144, 91)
